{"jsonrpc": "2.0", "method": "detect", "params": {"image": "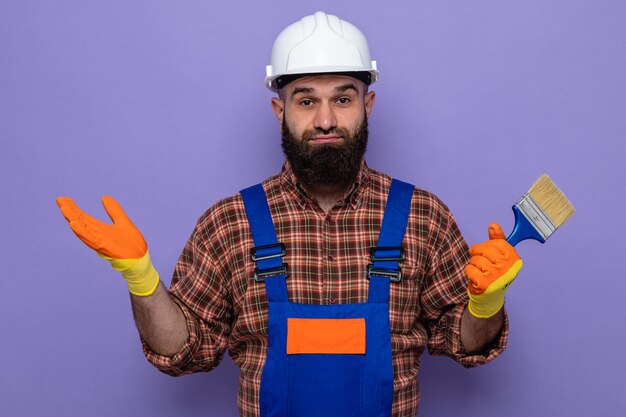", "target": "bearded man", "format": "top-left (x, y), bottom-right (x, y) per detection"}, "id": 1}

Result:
top-left (57, 11), bottom-right (520, 417)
